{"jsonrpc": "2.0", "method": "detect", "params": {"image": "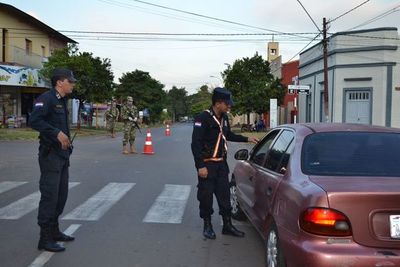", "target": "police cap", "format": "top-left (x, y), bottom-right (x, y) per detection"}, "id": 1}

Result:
top-left (52, 68), bottom-right (77, 83)
top-left (212, 87), bottom-right (234, 106)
